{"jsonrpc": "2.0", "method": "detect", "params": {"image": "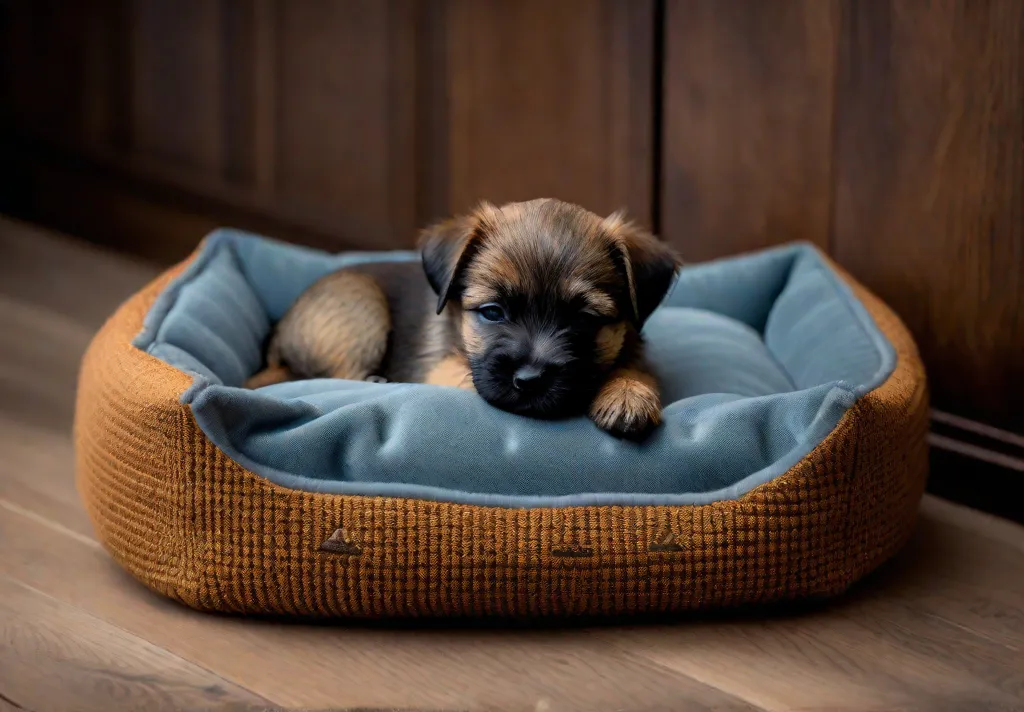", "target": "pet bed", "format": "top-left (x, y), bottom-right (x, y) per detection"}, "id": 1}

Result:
top-left (75, 229), bottom-right (928, 617)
